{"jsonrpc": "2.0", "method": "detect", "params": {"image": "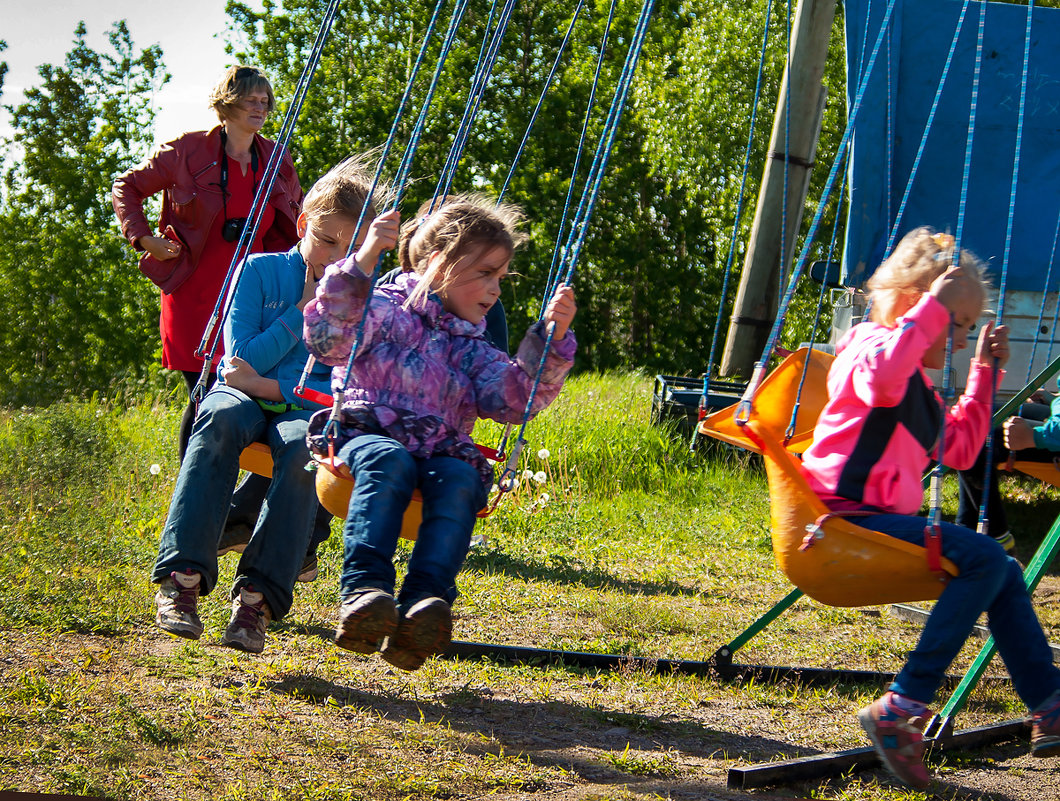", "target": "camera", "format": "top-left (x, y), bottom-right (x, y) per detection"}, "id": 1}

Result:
top-left (222, 217), bottom-right (249, 243)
